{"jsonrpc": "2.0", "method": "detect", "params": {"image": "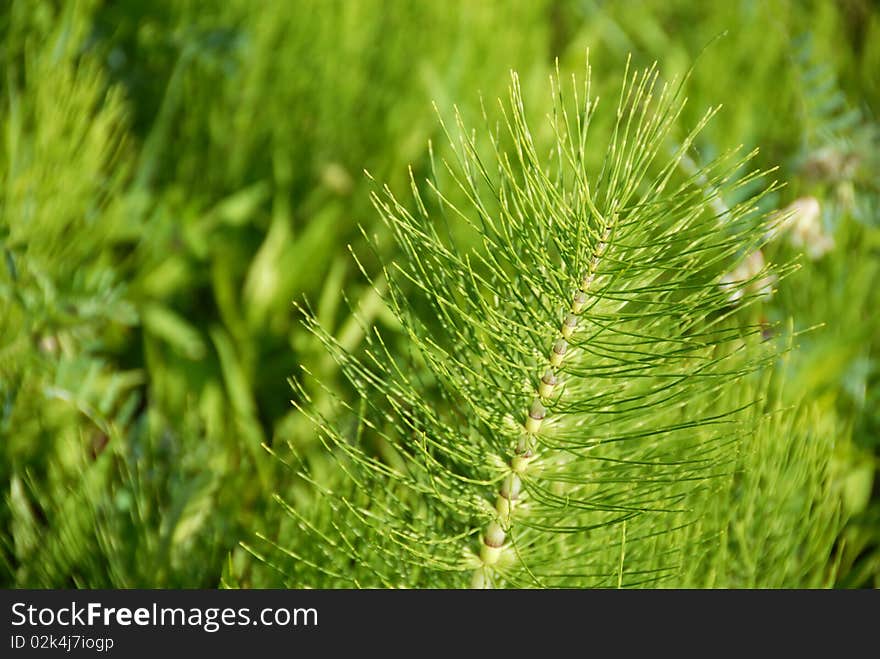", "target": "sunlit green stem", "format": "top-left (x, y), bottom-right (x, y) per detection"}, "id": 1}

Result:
top-left (471, 219), bottom-right (614, 588)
